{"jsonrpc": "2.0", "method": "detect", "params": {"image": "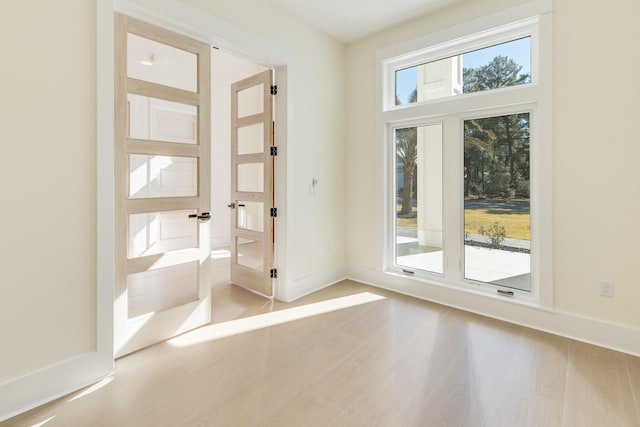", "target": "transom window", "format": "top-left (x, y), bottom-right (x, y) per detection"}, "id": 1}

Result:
top-left (395, 37), bottom-right (532, 106)
top-left (380, 11), bottom-right (552, 305)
